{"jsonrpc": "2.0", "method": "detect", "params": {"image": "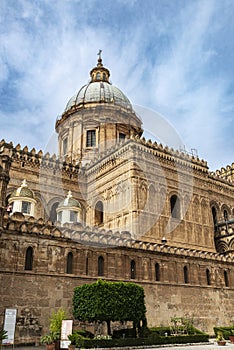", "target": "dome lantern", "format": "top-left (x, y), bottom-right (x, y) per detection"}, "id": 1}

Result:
top-left (90, 50), bottom-right (110, 83)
